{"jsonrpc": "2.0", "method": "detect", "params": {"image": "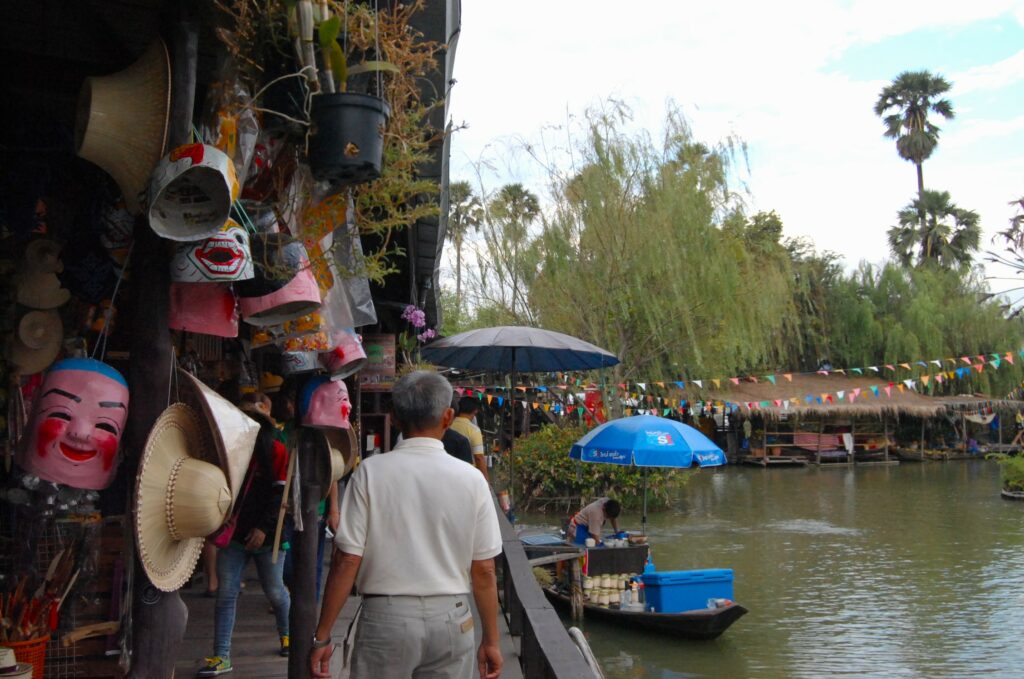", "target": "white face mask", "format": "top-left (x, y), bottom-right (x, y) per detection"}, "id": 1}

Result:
top-left (170, 220), bottom-right (254, 282)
